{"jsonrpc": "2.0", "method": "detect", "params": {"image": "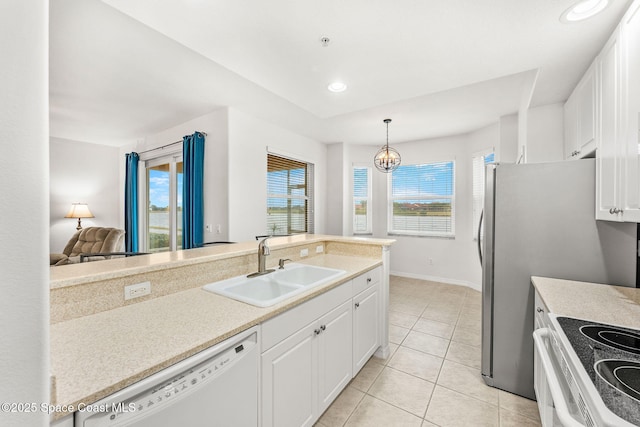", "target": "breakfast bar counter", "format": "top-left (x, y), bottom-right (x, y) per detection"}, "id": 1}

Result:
top-left (49, 235), bottom-right (394, 421)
